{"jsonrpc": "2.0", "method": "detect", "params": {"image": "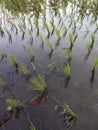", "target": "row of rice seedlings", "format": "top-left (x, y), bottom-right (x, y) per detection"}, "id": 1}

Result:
top-left (53, 97), bottom-right (77, 129)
